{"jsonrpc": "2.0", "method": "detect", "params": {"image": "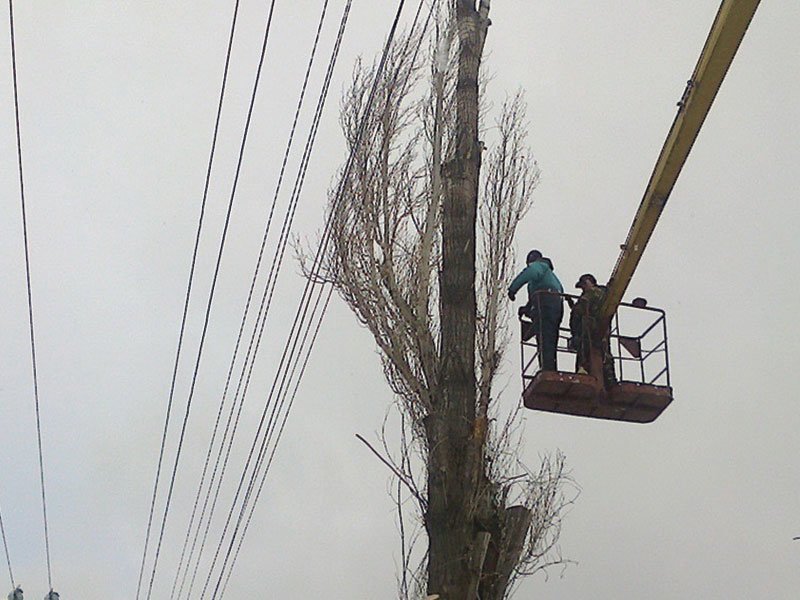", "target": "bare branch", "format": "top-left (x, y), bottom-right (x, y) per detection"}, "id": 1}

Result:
top-left (357, 434), bottom-right (427, 510)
